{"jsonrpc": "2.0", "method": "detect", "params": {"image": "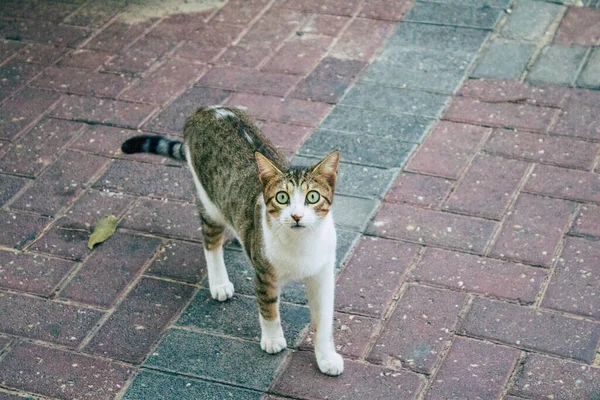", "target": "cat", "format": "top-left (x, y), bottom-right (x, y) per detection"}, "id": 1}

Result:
top-left (121, 106), bottom-right (344, 376)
